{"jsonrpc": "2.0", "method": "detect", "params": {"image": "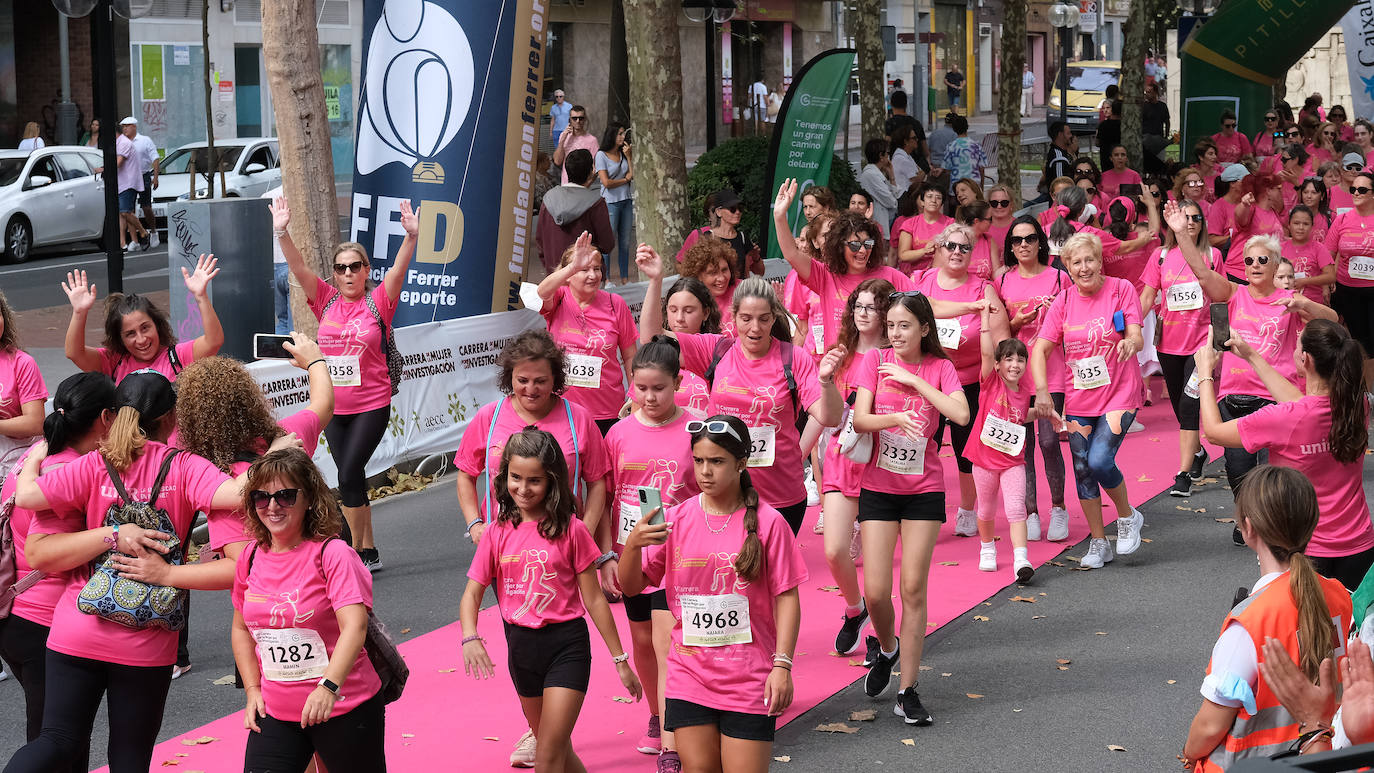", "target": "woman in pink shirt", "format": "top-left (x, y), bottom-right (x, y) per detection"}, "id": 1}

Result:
top-left (1224, 187), bottom-right (1285, 282)
top-left (231, 449), bottom-right (386, 772)
top-left (462, 429), bottom-right (641, 773)
top-left (62, 255), bottom-right (224, 384)
top-left (1309, 122), bottom-right (1340, 167)
top-left (619, 415), bottom-right (807, 770)
top-left (1192, 139), bottom-right (1221, 203)
top-left (1211, 111), bottom-right (1254, 165)
top-left (0, 372), bottom-right (113, 769)
top-left (995, 216), bottom-right (1070, 542)
top-left (1323, 170), bottom-right (1374, 367)
top-left (1099, 145), bottom-right (1143, 201)
top-left (1277, 145), bottom-right (1311, 211)
top-left (1328, 105), bottom-right (1355, 143)
top-left (1319, 162), bottom-right (1355, 212)
top-left (1030, 233), bottom-right (1146, 571)
top-left (272, 197), bottom-right (419, 573)
top-left (851, 290), bottom-right (970, 725)
top-left (896, 183), bottom-right (953, 274)
top-left (986, 183), bottom-right (1016, 249)
top-left (1176, 166), bottom-right (1211, 212)
top-left (956, 201), bottom-right (1000, 280)
top-left (0, 290), bottom-right (46, 469)
top-left (1283, 206), bottom-right (1336, 304)
top-left (1294, 178), bottom-right (1332, 243)
top-left (635, 274), bottom-right (718, 417)
top-left (1252, 109), bottom-right (1282, 161)
top-left (1196, 320), bottom-right (1372, 589)
top-left (536, 231), bottom-right (639, 434)
top-left (679, 238), bottom-right (742, 338)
